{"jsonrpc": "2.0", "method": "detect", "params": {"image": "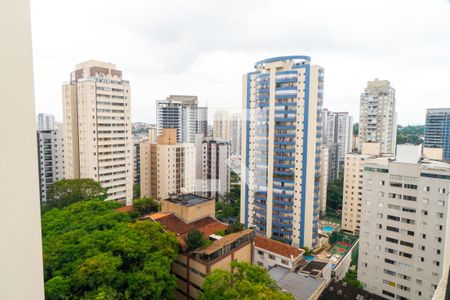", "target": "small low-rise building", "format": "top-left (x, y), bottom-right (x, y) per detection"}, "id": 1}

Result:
top-left (269, 265), bottom-right (327, 300)
top-left (145, 193), bottom-right (255, 300)
top-left (254, 236), bottom-right (304, 271)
